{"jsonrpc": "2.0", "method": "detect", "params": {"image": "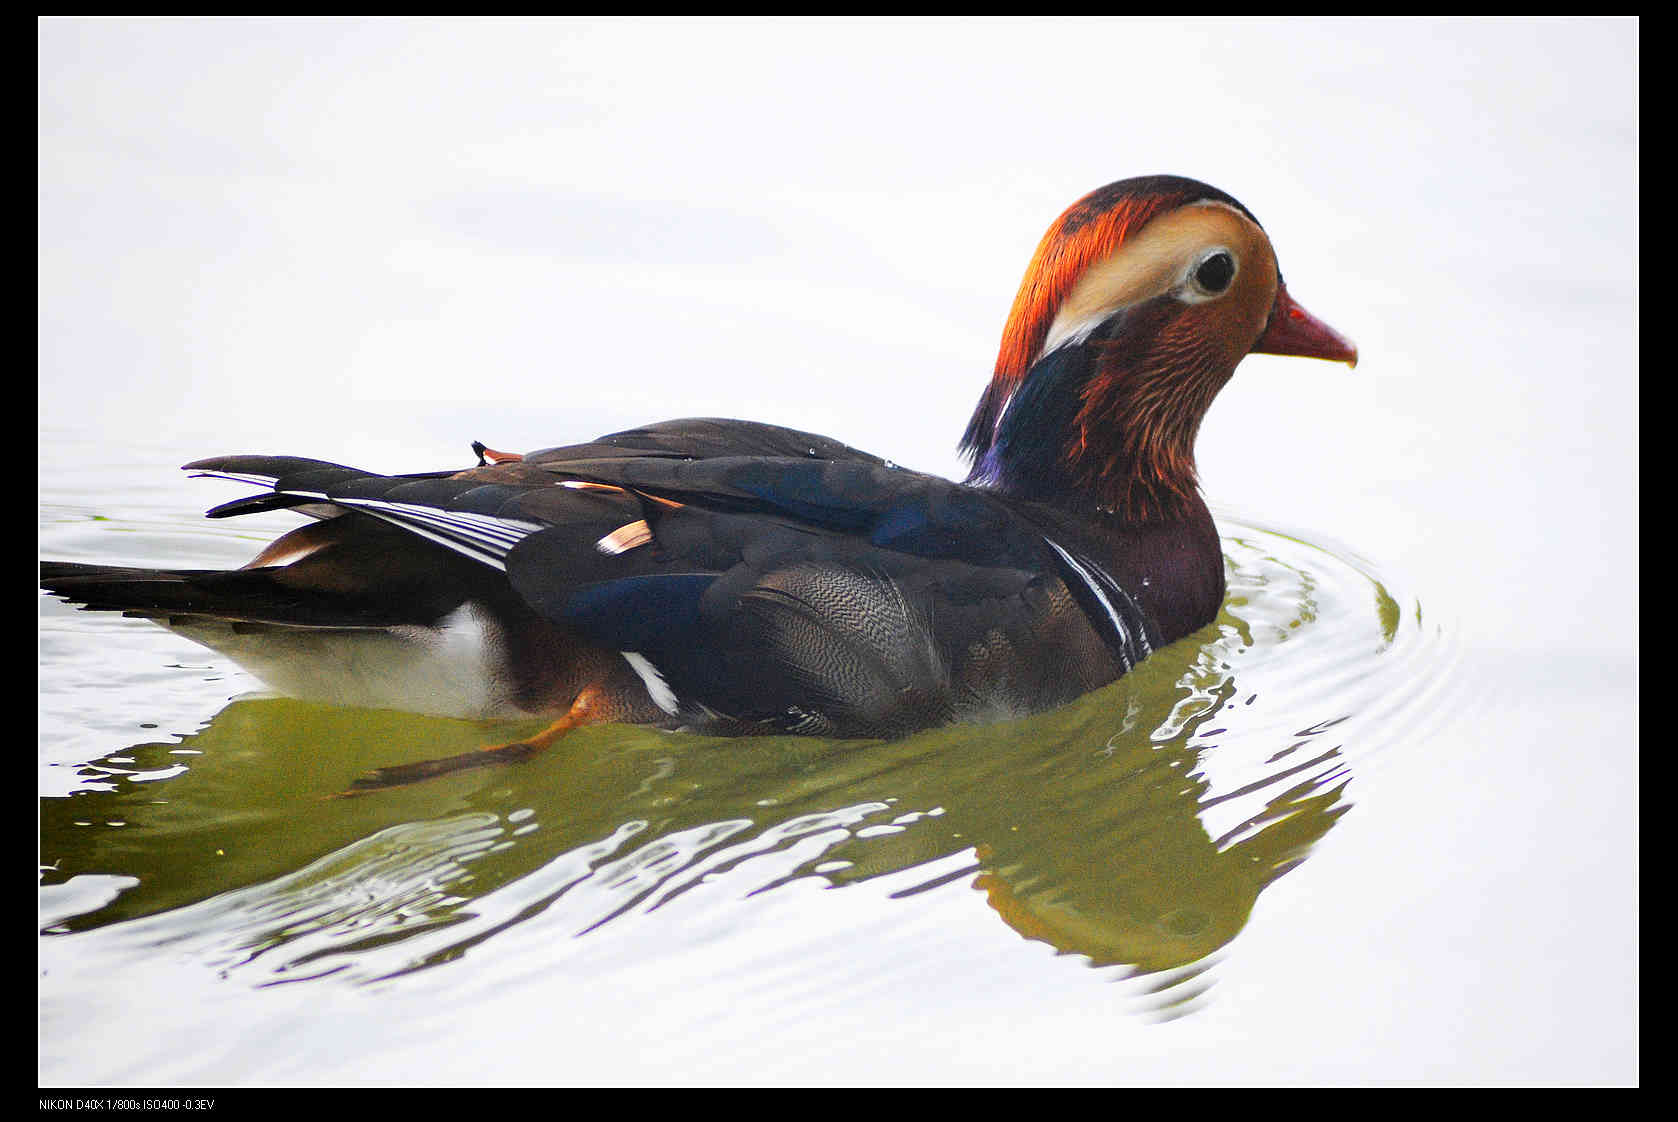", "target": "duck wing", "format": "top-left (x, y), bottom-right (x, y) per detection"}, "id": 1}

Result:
top-left (513, 455), bottom-right (1156, 734)
top-left (48, 422), bottom-right (1153, 735)
top-left (178, 446), bottom-right (1148, 734)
